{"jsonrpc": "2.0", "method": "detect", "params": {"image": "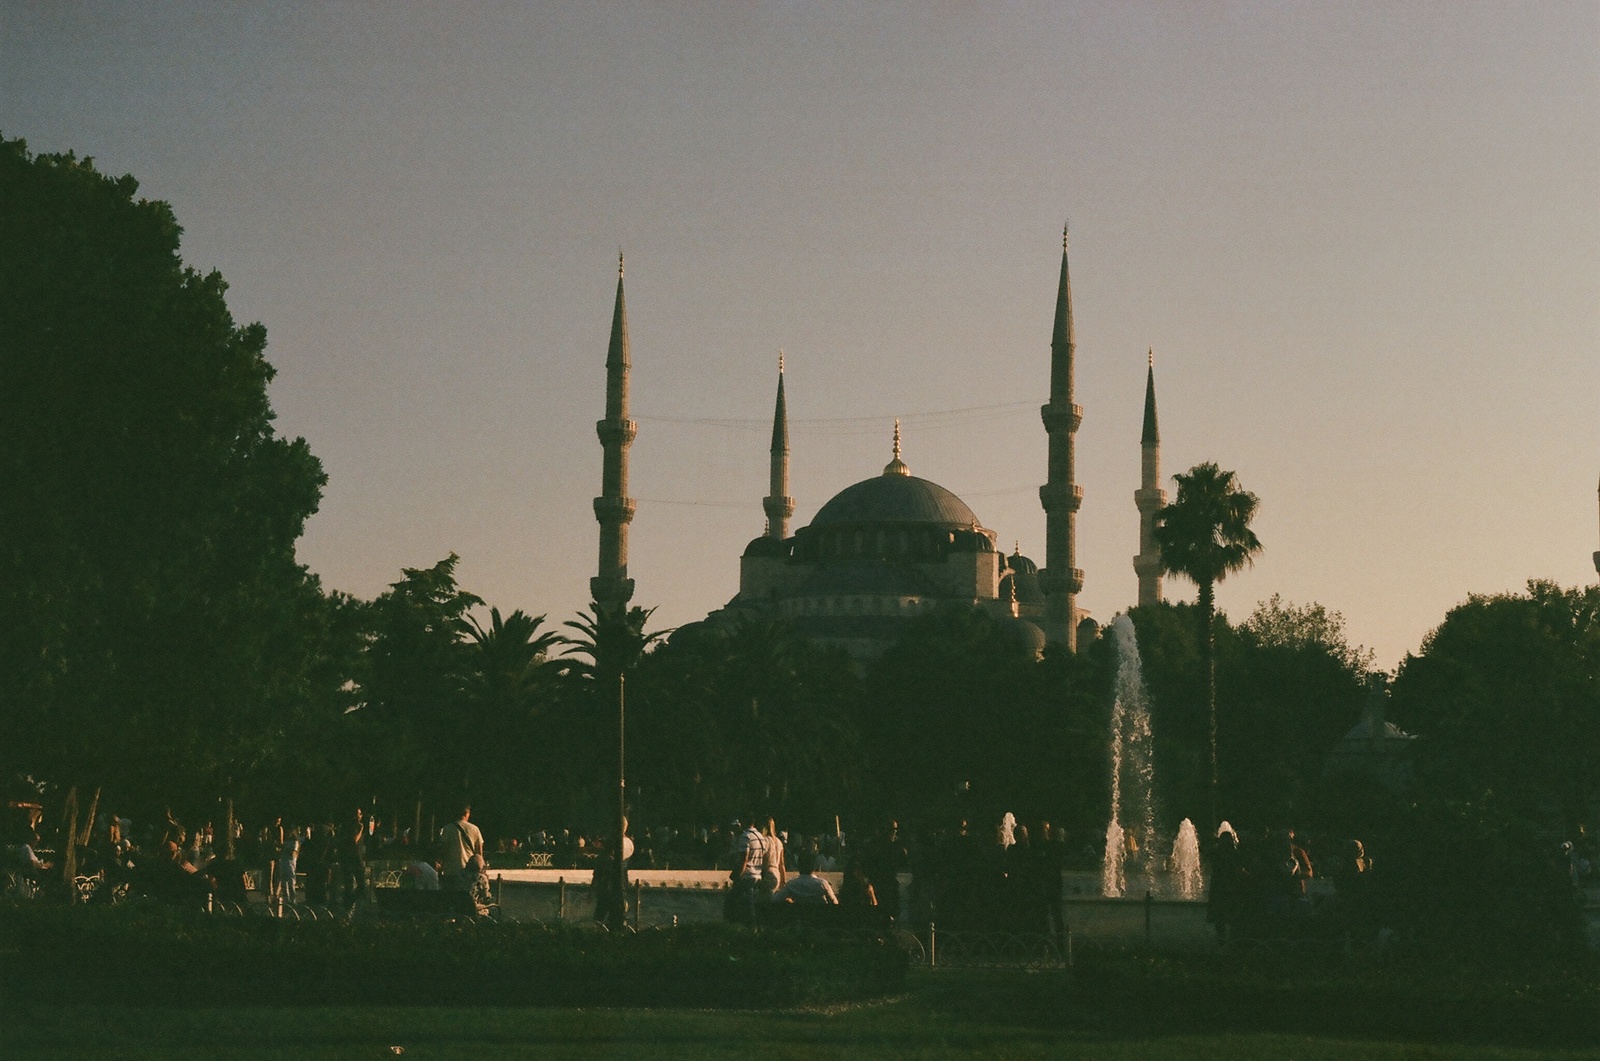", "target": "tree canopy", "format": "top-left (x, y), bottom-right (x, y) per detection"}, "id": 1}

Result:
top-left (0, 136), bottom-right (334, 810)
top-left (1391, 579), bottom-right (1600, 831)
